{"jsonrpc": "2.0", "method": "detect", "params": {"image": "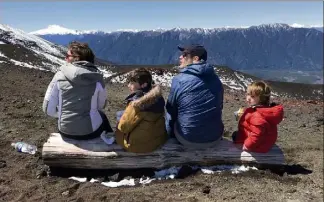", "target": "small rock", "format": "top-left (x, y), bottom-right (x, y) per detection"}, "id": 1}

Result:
top-left (287, 189), bottom-right (297, 193)
top-left (107, 173), bottom-right (120, 182)
top-left (307, 100), bottom-right (317, 104)
top-left (202, 186), bottom-right (211, 194)
top-left (299, 124), bottom-right (306, 128)
top-left (62, 191), bottom-right (69, 196)
top-left (36, 169), bottom-right (48, 179)
top-left (0, 160), bottom-right (6, 168)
